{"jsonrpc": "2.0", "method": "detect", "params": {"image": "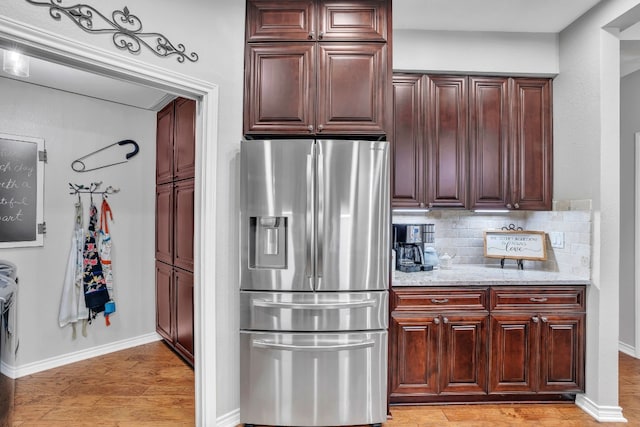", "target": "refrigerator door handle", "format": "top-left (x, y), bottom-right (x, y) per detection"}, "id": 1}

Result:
top-left (306, 149), bottom-right (315, 290)
top-left (253, 299), bottom-right (377, 310)
top-left (316, 151), bottom-right (324, 288)
top-left (252, 339), bottom-right (375, 352)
